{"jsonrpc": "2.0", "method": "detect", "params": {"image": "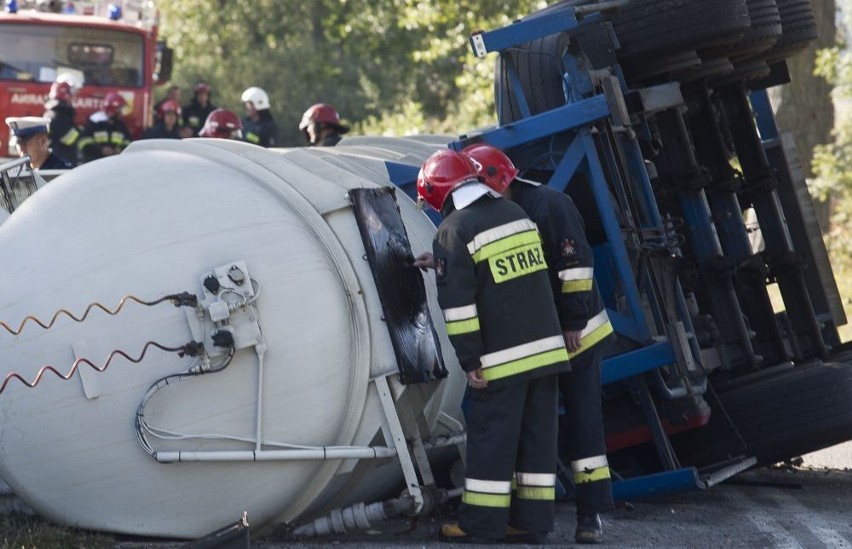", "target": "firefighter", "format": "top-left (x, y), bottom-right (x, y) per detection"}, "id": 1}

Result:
top-left (298, 103), bottom-right (349, 147)
top-left (182, 81), bottom-right (217, 137)
top-left (77, 92), bottom-right (132, 163)
top-left (240, 86), bottom-right (278, 147)
top-left (416, 149), bottom-right (570, 544)
top-left (5, 116), bottom-right (73, 170)
top-left (198, 108), bottom-right (243, 140)
top-left (141, 100), bottom-right (182, 139)
top-left (463, 143), bottom-right (615, 544)
top-left (153, 85), bottom-right (181, 125)
top-left (43, 79), bottom-right (80, 165)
